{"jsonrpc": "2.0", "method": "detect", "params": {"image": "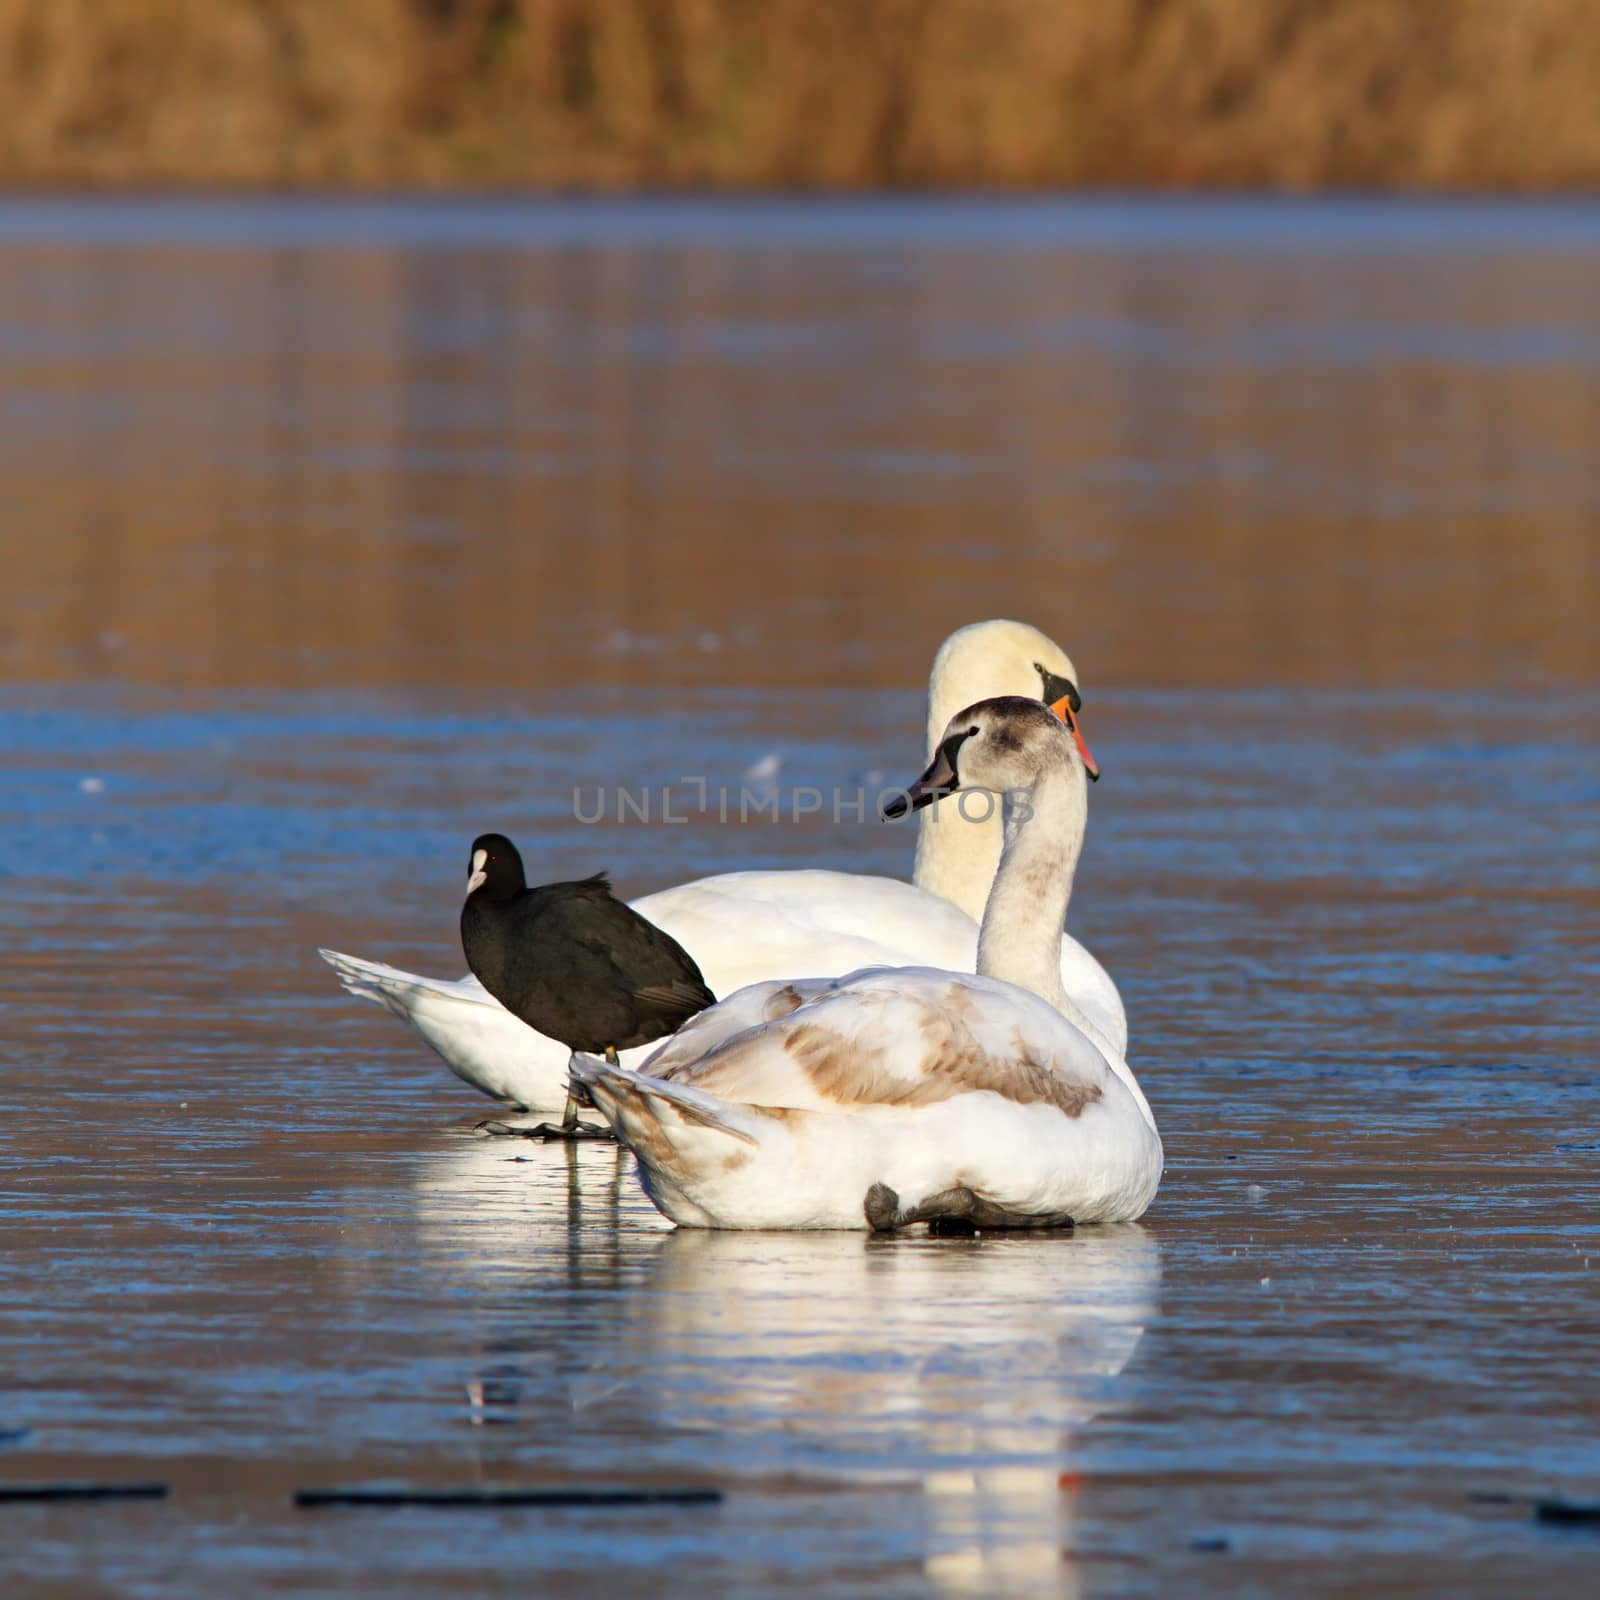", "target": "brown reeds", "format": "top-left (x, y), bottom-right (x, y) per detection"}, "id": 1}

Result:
top-left (0, 0), bottom-right (1595, 190)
